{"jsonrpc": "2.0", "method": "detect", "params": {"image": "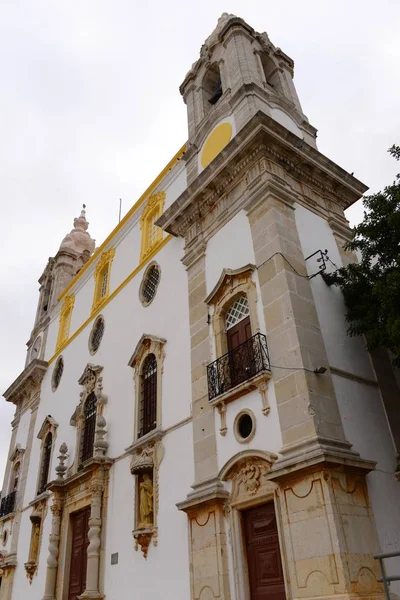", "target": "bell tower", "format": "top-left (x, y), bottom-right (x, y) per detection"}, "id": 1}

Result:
top-left (26, 206), bottom-right (95, 365)
top-left (180, 13), bottom-right (317, 184)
